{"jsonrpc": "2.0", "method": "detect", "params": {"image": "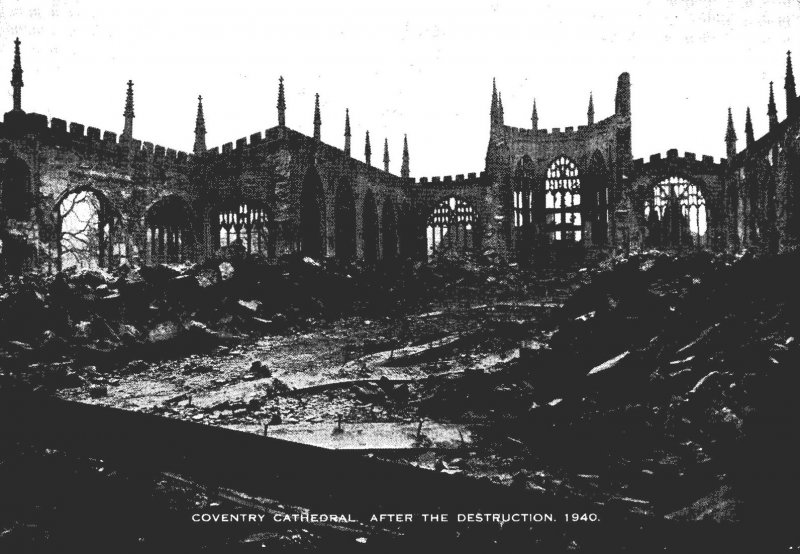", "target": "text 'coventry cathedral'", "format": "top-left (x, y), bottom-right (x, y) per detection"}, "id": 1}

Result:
top-left (1, 37), bottom-right (799, 274)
